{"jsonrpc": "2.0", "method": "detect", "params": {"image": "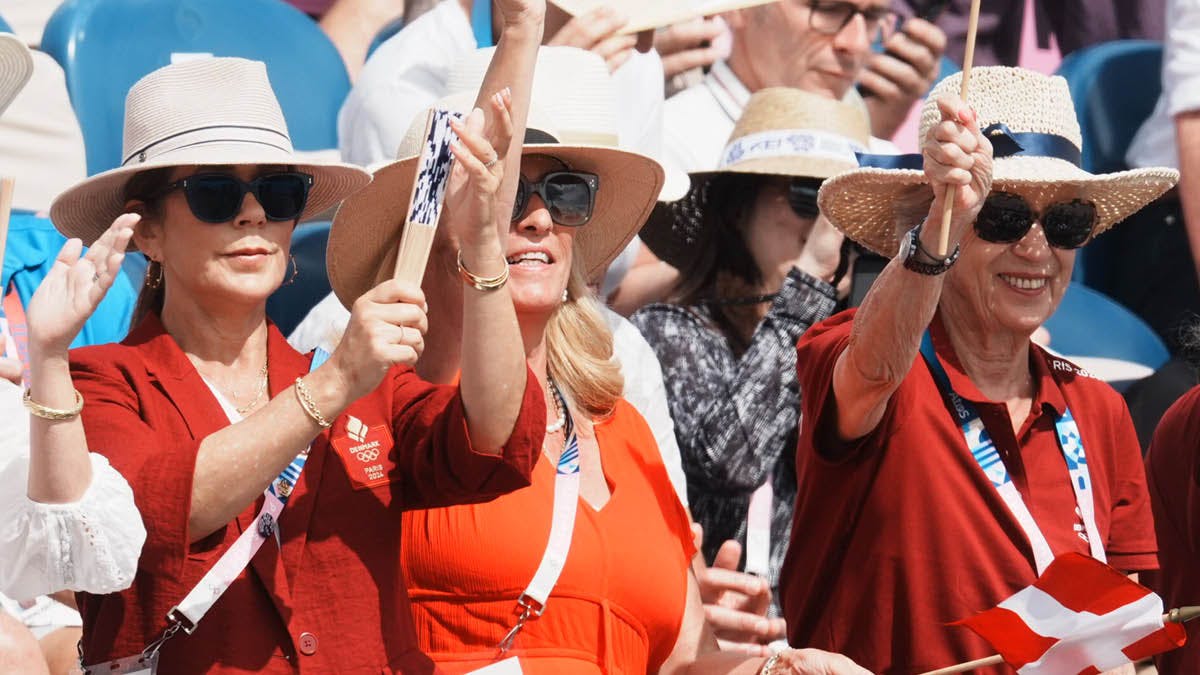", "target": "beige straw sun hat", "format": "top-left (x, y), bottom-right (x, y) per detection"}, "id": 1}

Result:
top-left (641, 86), bottom-right (870, 271)
top-left (327, 47), bottom-right (664, 309)
top-left (550, 0), bottom-right (778, 34)
top-left (50, 57), bottom-right (370, 246)
top-left (818, 66), bottom-right (1180, 258)
top-left (0, 33), bottom-right (33, 118)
